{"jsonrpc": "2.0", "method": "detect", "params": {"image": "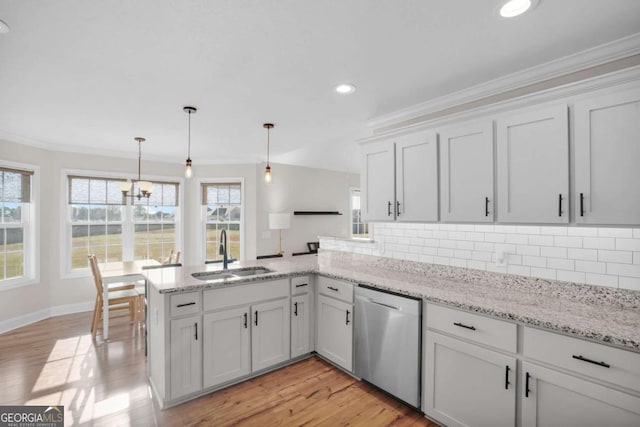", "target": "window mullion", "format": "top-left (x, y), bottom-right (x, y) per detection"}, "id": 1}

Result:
top-left (123, 203), bottom-right (133, 261)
